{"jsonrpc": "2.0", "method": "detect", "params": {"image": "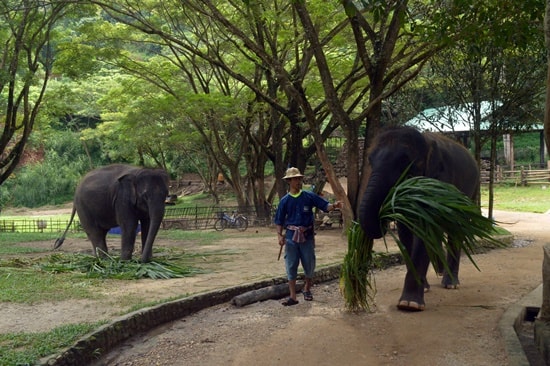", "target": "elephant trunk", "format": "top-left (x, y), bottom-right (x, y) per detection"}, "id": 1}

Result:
top-left (140, 207), bottom-right (166, 263)
top-left (359, 173), bottom-right (390, 239)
